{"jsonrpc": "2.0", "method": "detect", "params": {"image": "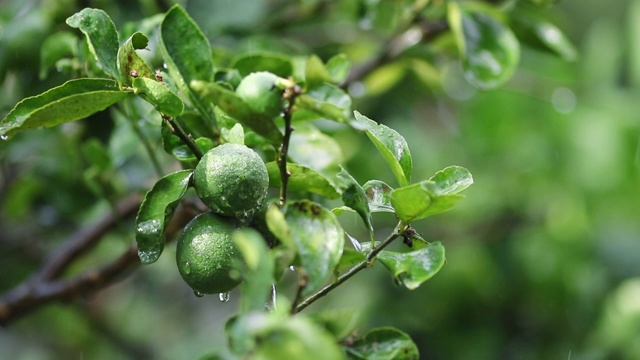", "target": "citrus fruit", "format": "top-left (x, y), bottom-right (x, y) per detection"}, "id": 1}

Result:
top-left (235, 71), bottom-right (284, 118)
top-left (193, 143), bottom-right (269, 219)
top-left (176, 212), bottom-right (244, 294)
